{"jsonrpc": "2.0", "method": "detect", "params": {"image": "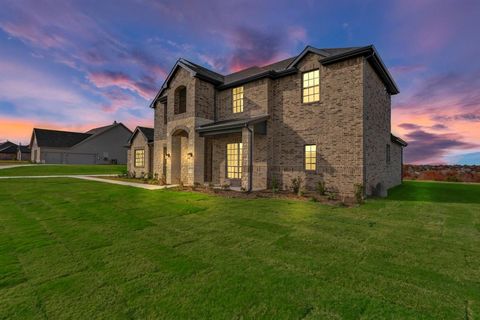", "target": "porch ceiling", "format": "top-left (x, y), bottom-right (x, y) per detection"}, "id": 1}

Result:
top-left (196, 115), bottom-right (269, 137)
